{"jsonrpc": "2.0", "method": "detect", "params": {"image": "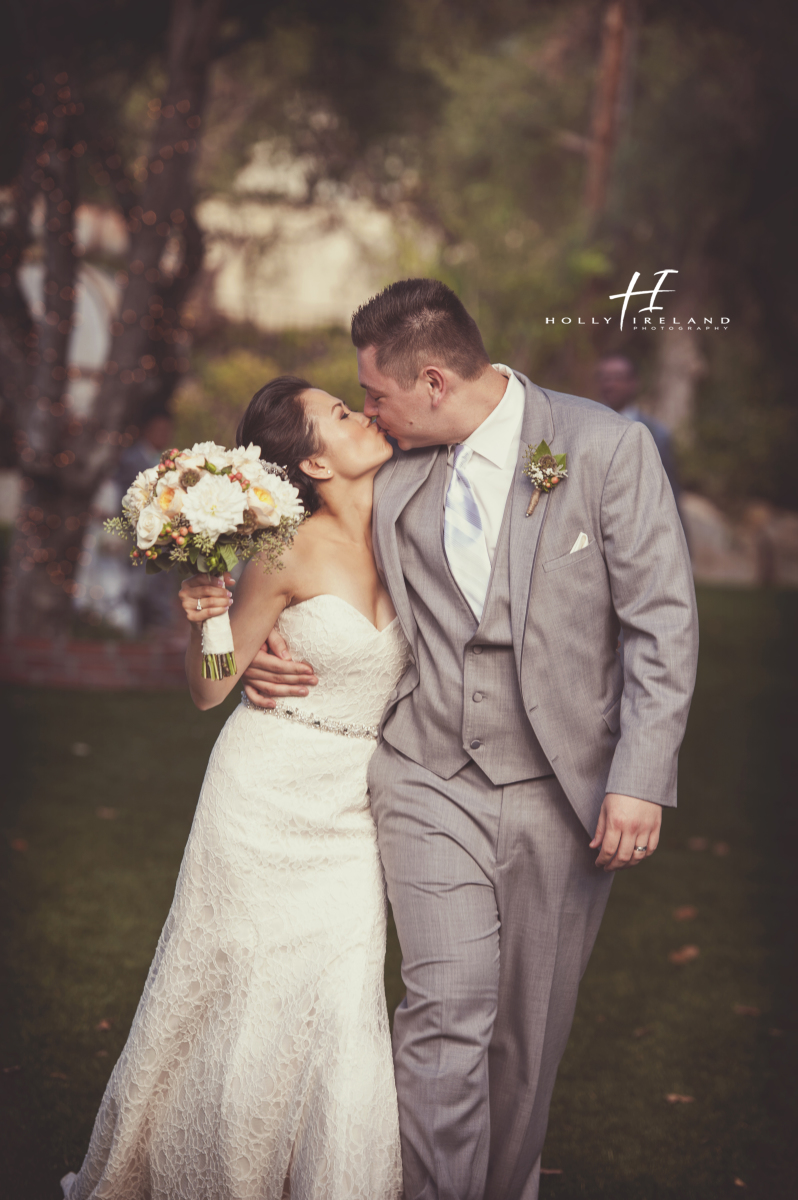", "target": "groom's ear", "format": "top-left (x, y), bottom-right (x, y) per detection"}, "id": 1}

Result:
top-left (420, 365), bottom-right (447, 408)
